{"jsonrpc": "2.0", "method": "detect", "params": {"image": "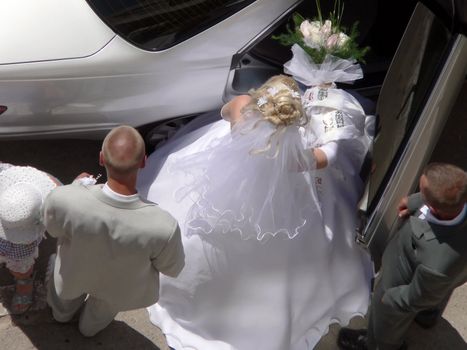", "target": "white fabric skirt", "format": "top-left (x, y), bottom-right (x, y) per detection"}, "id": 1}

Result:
top-left (137, 113), bottom-right (373, 350)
